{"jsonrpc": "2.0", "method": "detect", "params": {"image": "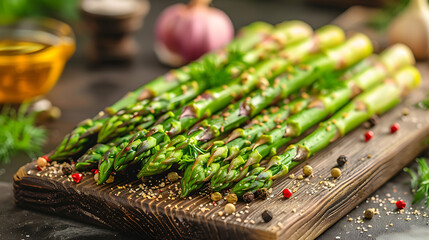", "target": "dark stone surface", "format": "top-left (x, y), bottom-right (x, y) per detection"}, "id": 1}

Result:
top-left (1, 0), bottom-right (428, 239)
